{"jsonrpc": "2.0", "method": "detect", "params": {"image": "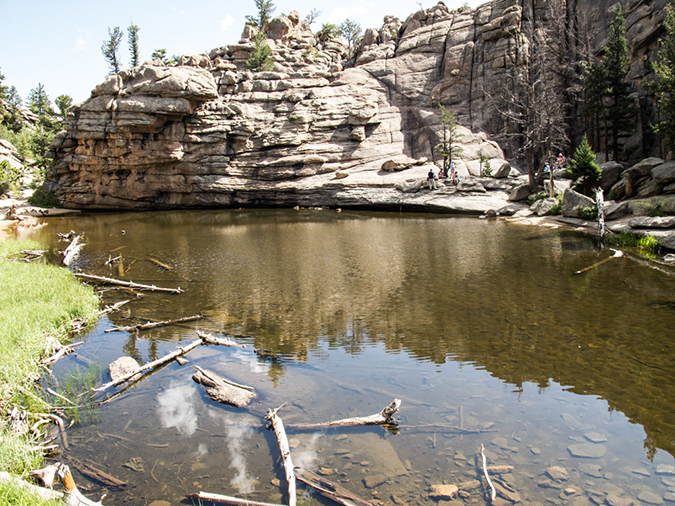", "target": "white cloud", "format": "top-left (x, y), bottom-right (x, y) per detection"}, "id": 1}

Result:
top-left (220, 15), bottom-right (235, 31)
top-left (73, 30), bottom-right (89, 52)
top-left (156, 382), bottom-right (199, 436)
